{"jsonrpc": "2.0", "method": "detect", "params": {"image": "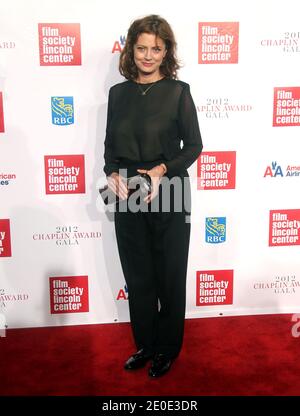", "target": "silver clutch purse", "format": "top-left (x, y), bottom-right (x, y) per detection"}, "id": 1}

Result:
top-left (99, 173), bottom-right (152, 205)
